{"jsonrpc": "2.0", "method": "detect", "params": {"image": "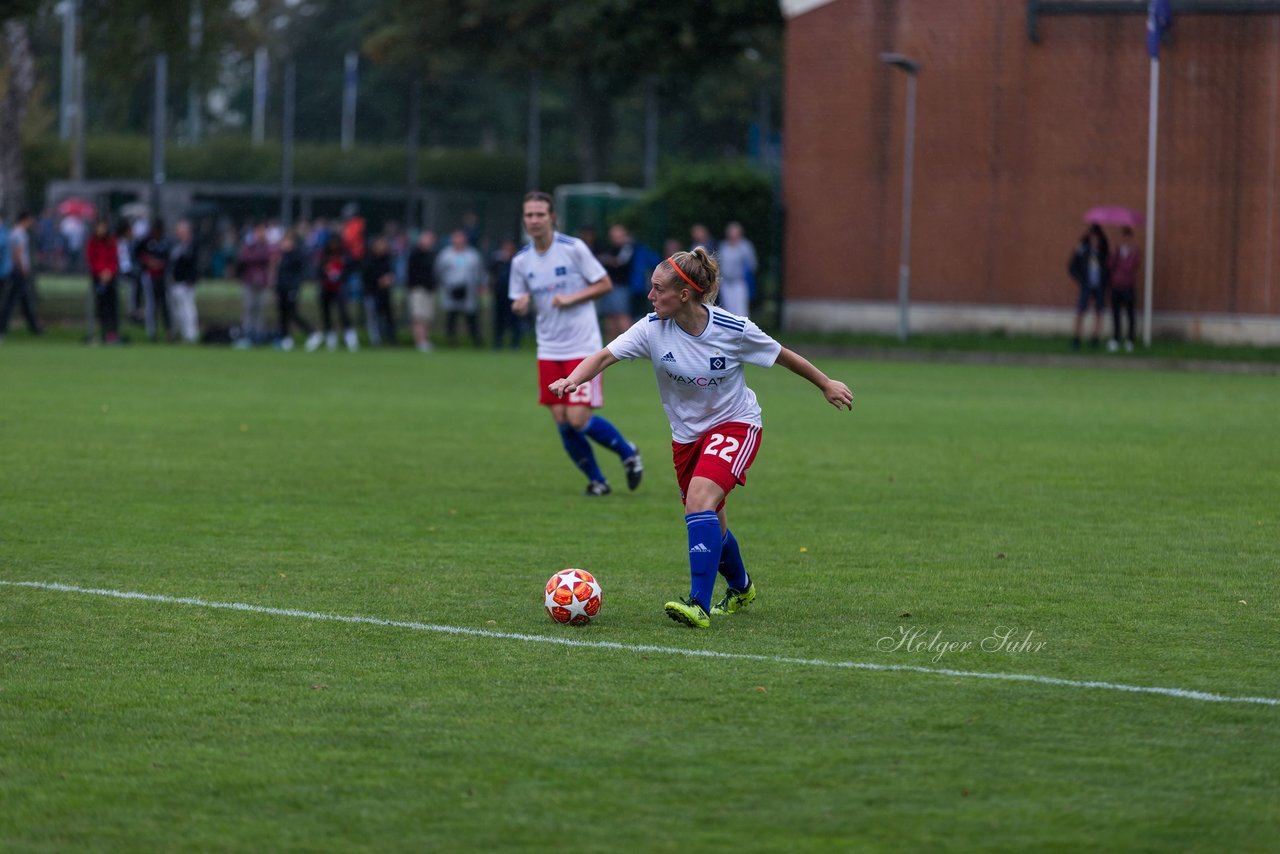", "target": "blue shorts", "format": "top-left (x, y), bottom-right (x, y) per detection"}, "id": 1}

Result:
top-left (1077, 285), bottom-right (1105, 313)
top-left (596, 285), bottom-right (630, 317)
